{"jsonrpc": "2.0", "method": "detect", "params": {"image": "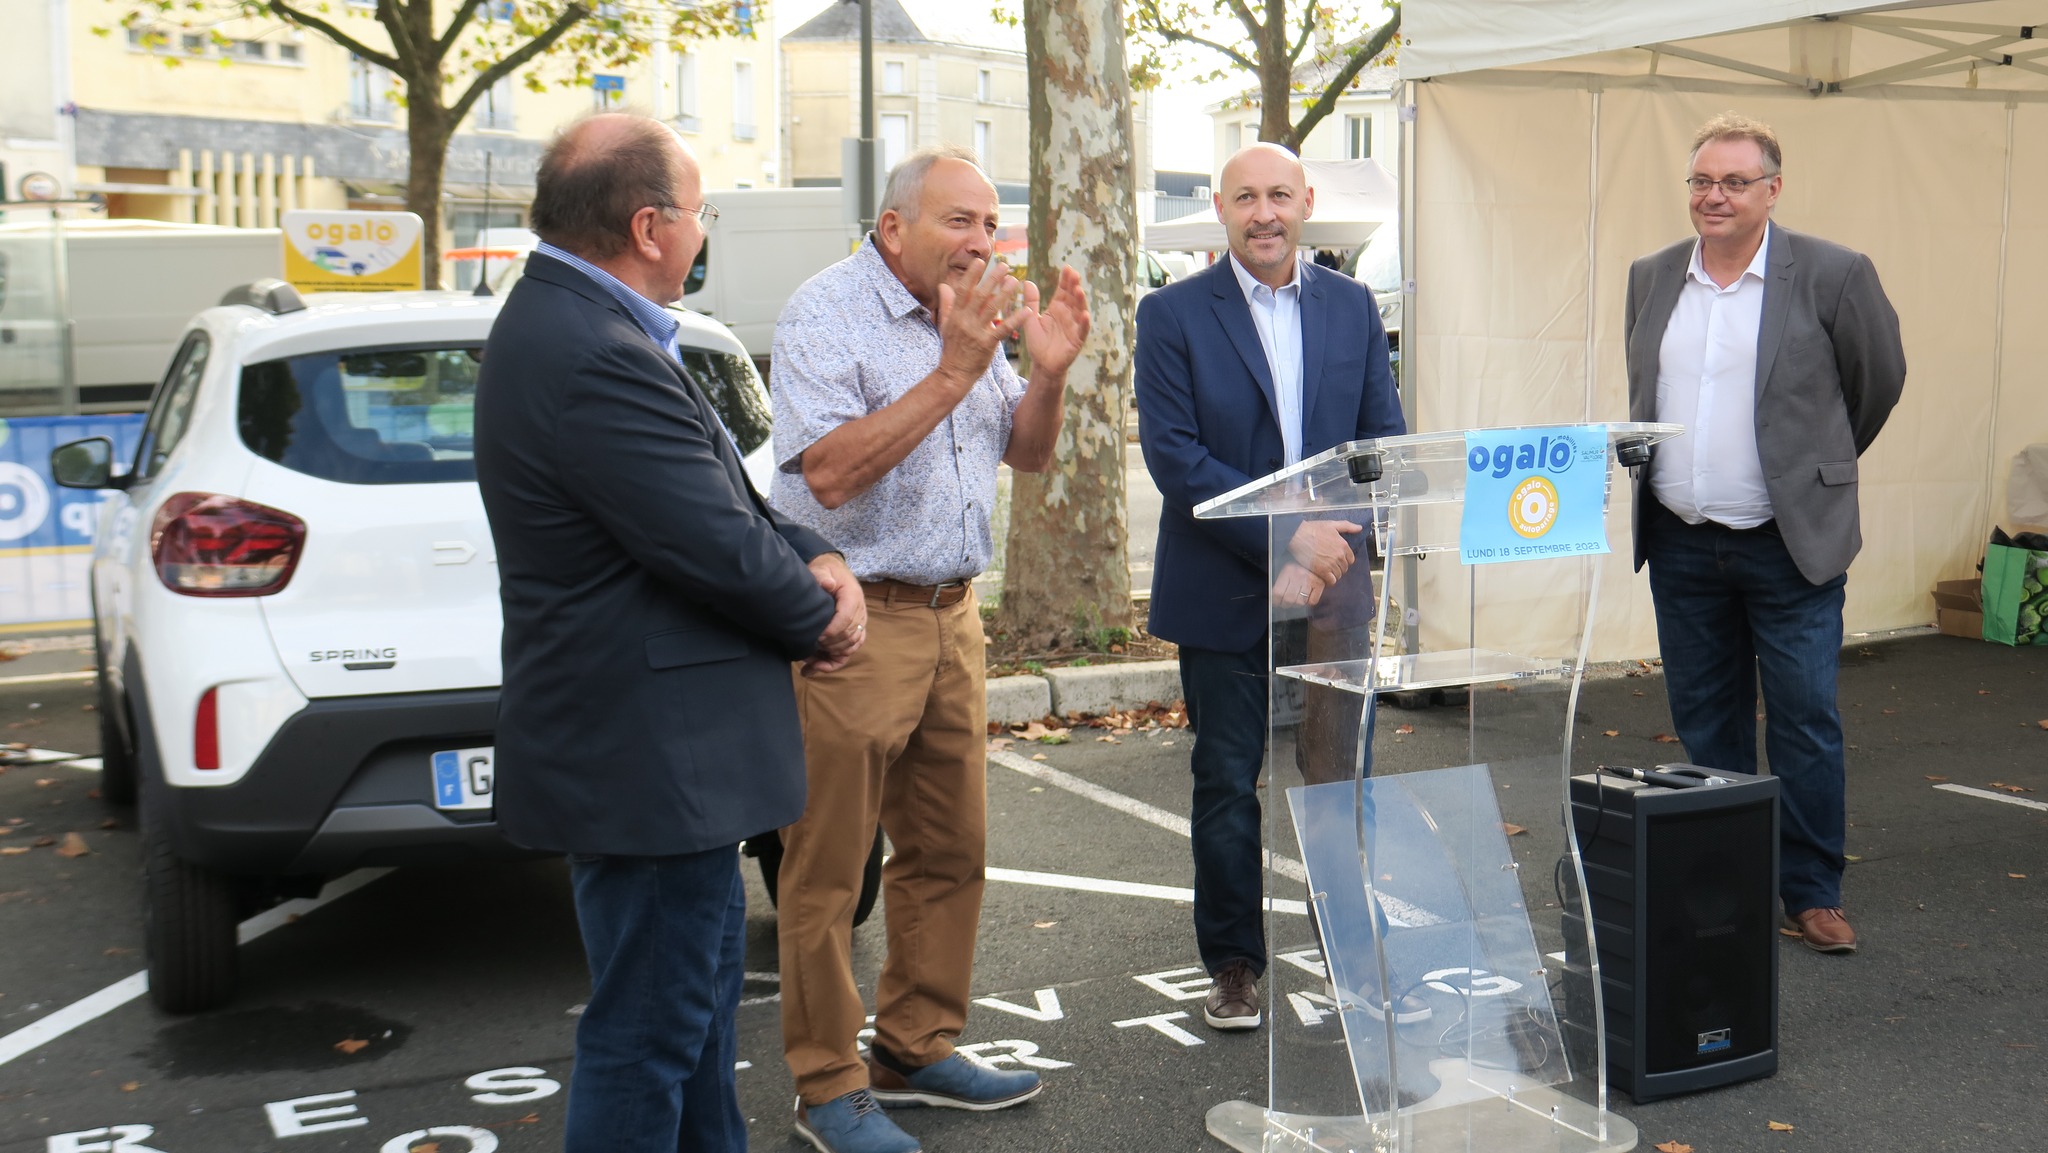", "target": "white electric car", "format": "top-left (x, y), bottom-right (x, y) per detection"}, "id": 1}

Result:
top-left (52, 279), bottom-right (778, 1013)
